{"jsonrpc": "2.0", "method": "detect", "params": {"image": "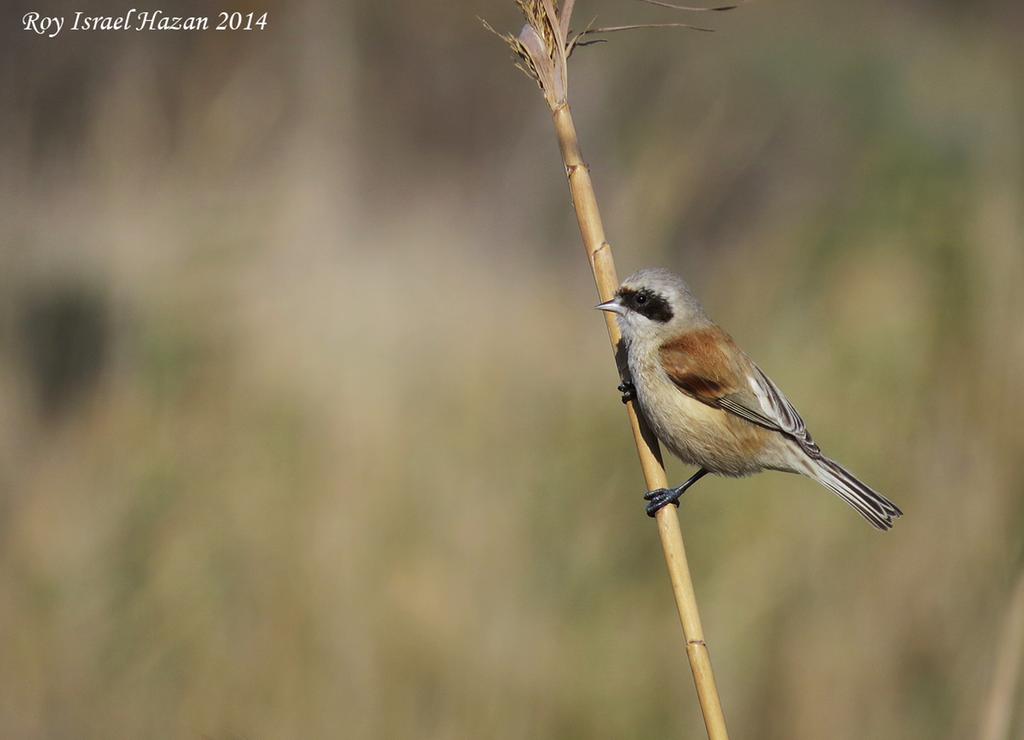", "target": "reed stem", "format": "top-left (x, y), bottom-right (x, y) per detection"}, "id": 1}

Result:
top-left (489, 4), bottom-right (730, 734)
top-left (552, 102), bottom-right (729, 740)
top-left (980, 569), bottom-right (1024, 740)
